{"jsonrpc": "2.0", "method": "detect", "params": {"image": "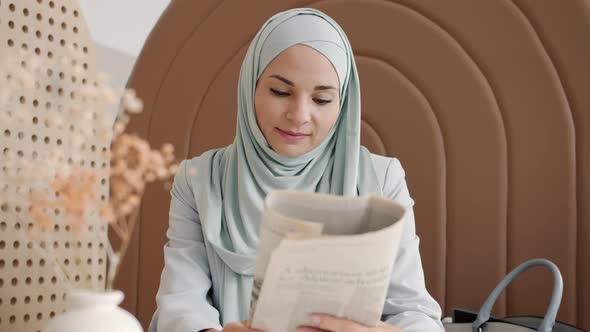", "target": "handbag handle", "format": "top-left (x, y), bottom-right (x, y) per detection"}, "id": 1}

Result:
top-left (472, 258), bottom-right (563, 332)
